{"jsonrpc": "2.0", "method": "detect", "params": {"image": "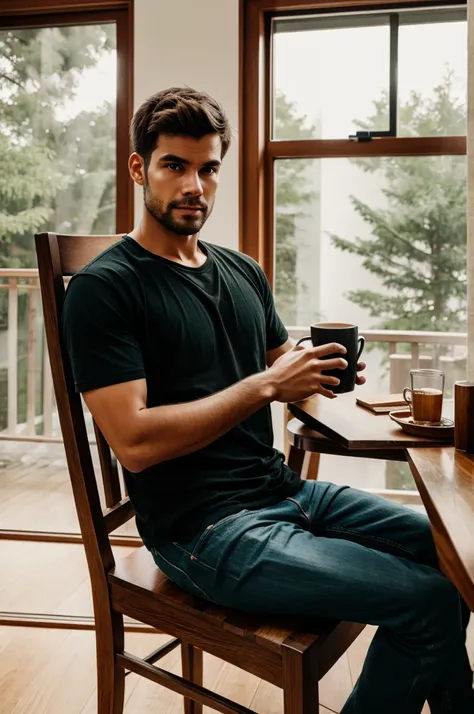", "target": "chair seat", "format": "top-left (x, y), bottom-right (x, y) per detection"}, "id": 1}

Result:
top-left (109, 547), bottom-right (364, 685)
